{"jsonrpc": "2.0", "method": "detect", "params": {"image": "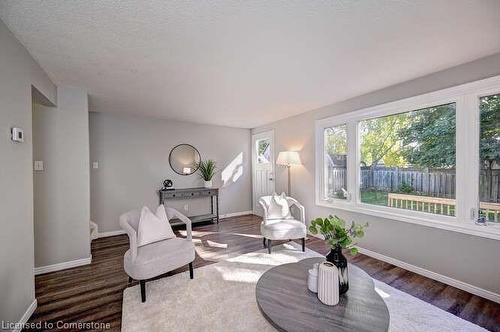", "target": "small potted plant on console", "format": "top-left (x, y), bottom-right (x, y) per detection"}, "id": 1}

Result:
top-left (197, 159), bottom-right (217, 188)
